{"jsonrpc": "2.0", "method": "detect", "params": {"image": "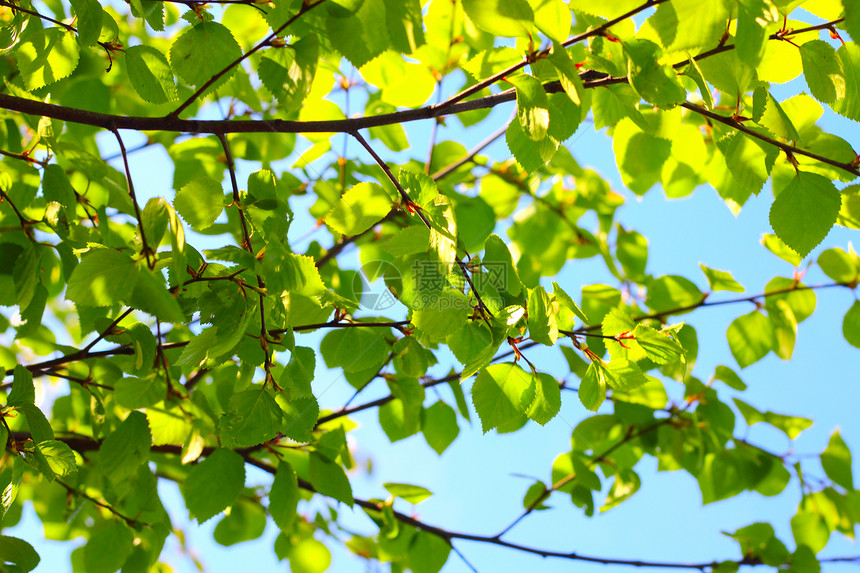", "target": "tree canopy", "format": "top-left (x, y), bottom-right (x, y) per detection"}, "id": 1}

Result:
top-left (0, 0), bottom-right (859, 571)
